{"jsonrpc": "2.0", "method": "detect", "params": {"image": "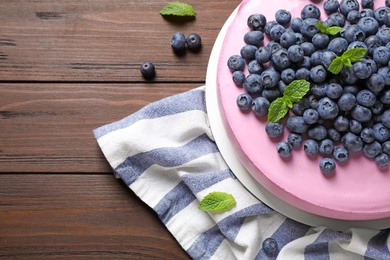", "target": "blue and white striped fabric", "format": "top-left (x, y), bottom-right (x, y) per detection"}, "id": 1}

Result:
top-left (94, 87), bottom-right (390, 260)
